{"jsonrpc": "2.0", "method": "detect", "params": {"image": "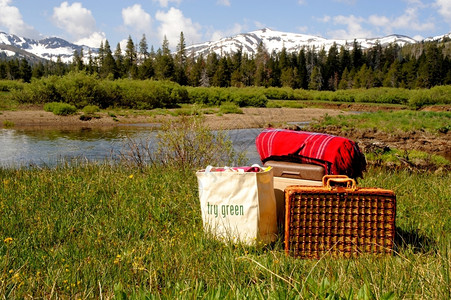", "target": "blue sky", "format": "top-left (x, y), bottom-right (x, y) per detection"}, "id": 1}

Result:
top-left (1, 0), bottom-right (450, 49)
